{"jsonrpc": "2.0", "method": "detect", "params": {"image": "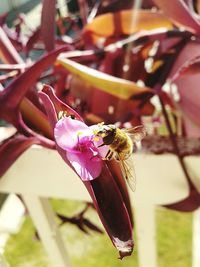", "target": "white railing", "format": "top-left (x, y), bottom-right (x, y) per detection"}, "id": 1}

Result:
top-left (0, 146), bottom-right (200, 267)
